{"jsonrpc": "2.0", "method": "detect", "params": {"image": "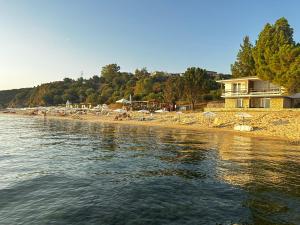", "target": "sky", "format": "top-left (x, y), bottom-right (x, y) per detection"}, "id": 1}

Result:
top-left (0, 0), bottom-right (300, 90)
